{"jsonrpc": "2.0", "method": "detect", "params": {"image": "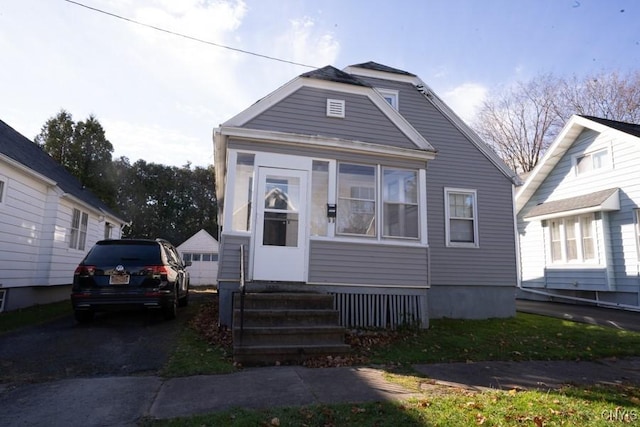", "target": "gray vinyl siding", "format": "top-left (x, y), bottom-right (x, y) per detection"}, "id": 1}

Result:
top-left (244, 87), bottom-right (417, 150)
top-left (228, 139), bottom-right (427, 170)
top-left (217, 234), bottom-right (250, 282)
top-left (308, 240), bottom-right (429, 287)
top-left (518, 126), bottom-right (640, 300)
top-left (355, 76), bottom-right (517, 287)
